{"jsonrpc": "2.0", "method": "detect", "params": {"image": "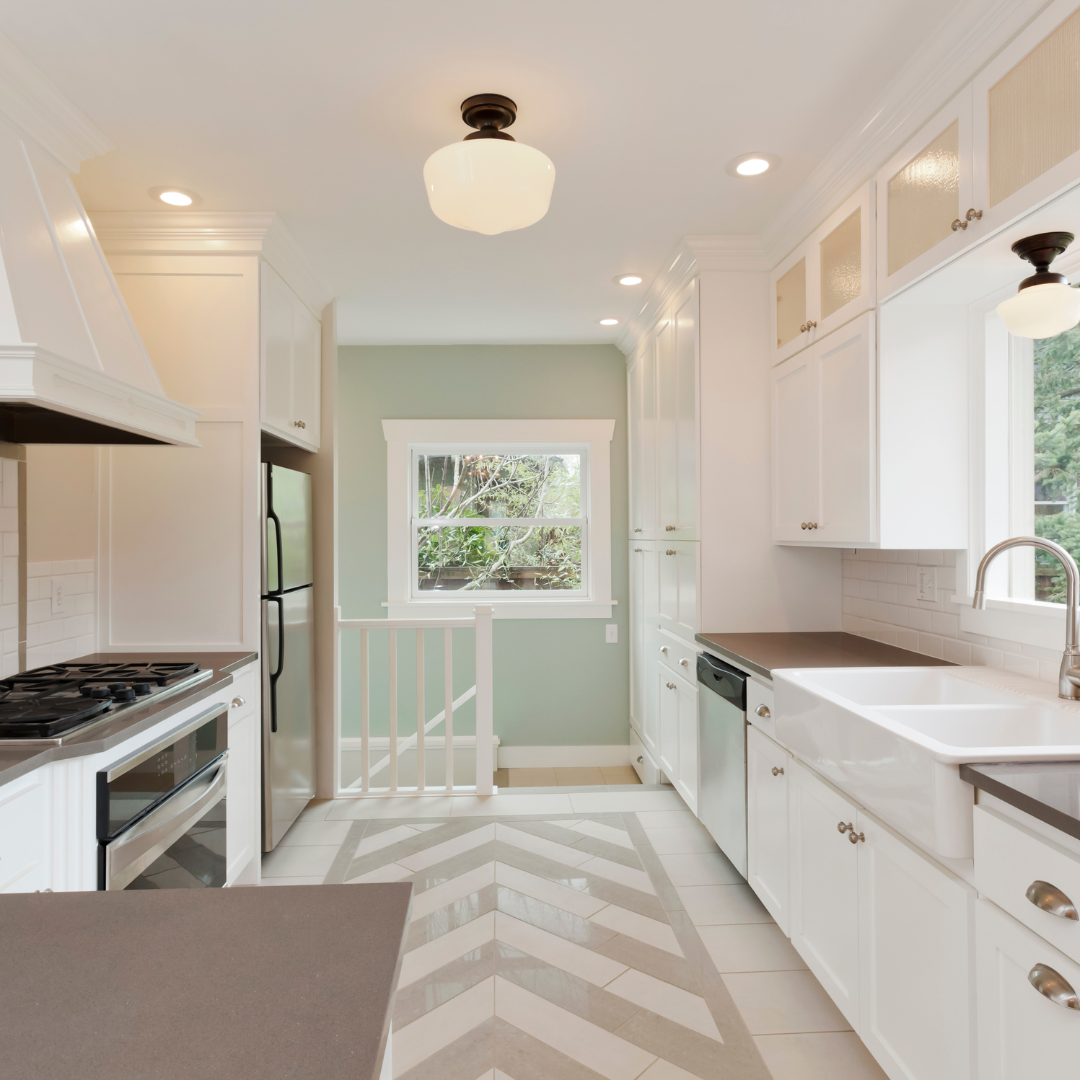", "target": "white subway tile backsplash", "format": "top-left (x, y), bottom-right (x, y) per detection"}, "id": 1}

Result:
top-left (24, 560), bottom-right (95, 668)
top-left (869, 563), bottom-right (889, 582)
